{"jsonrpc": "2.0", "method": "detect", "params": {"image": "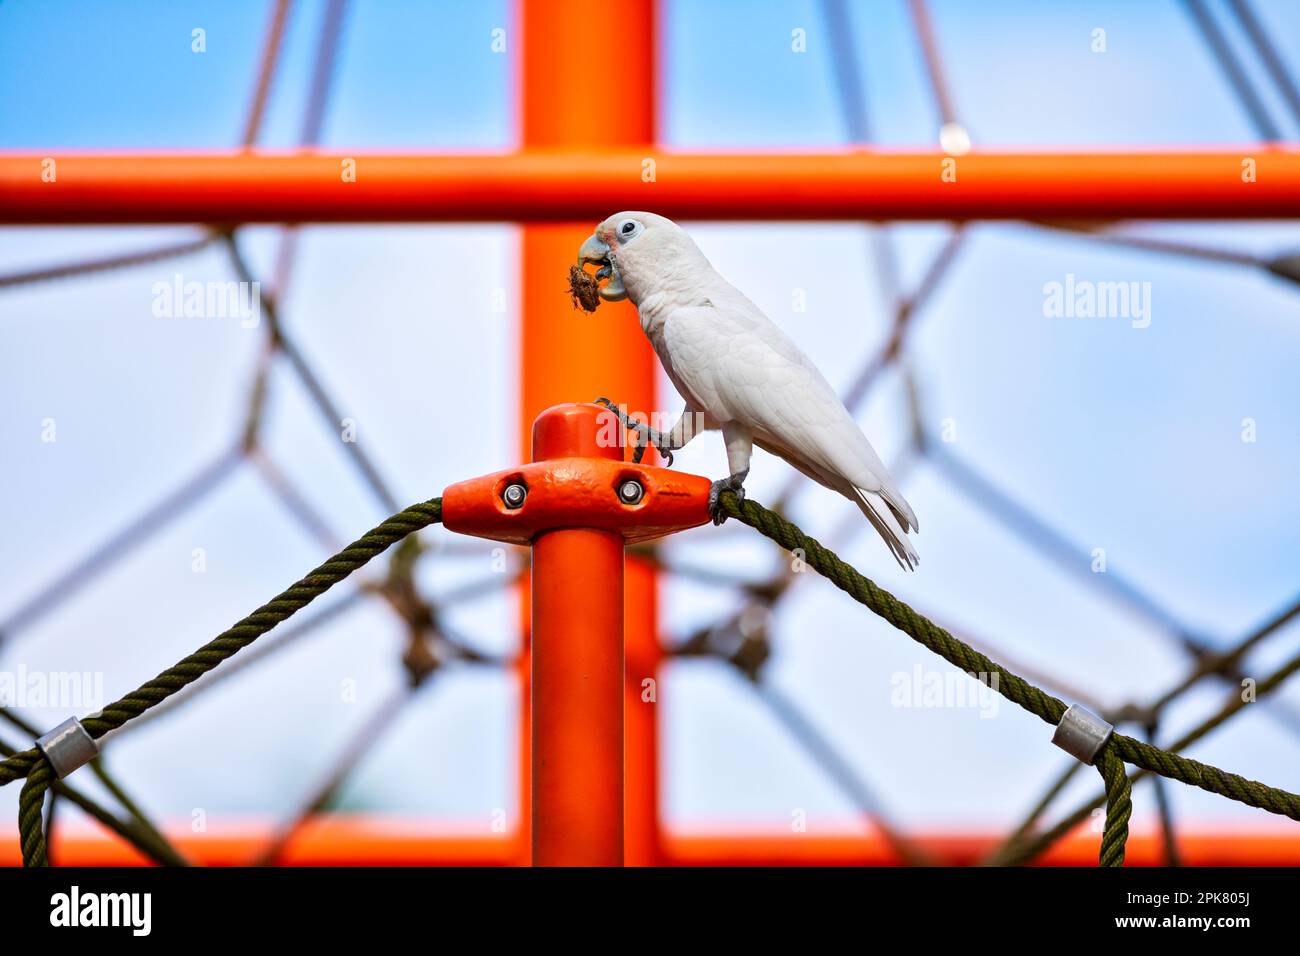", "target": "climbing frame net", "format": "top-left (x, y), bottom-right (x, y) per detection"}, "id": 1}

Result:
top-left (2, 0), bottom-right (1300, 867)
